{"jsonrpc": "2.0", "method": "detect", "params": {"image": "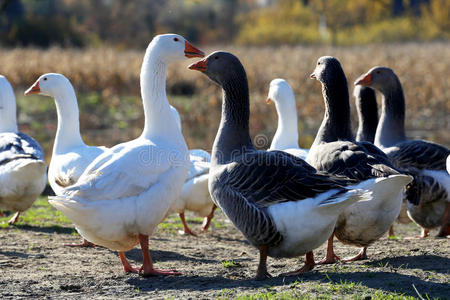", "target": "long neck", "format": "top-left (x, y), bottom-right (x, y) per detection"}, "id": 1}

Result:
top-left (212, 76), bottom-right (254, 165)
top-left (140, 46), bottom-right (180, 139)
top-left (0, 84), bottom-right (18, 133)
top-left (355, 91), bottom-right (378, 143)
top-left (52, 87), bottom-right (84, 153)
top-left (312, 79), bottom-right (353, 146)
top-left (270, 97), bottom-right (299, 150)
top-left (375, 78), bottom-right (407, 148)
